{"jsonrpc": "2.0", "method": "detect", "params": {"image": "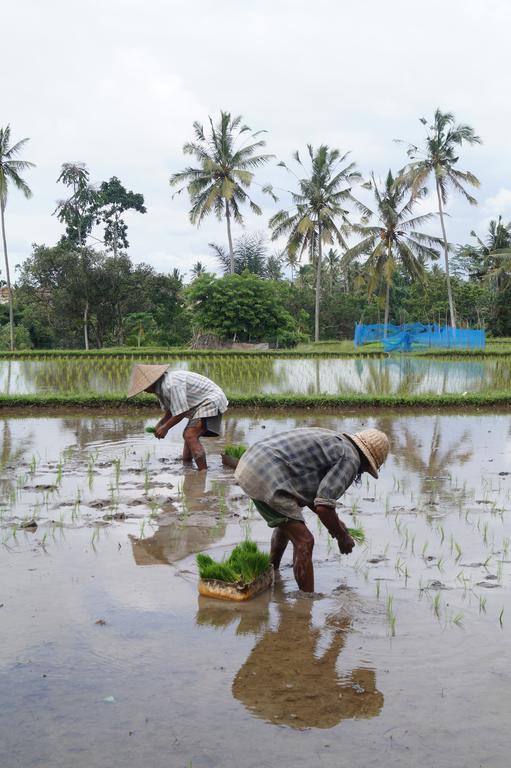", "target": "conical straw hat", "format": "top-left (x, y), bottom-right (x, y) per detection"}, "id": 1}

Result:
top-left (344, 429), bottom-right (389, 479)
top-left (127, 364), bottom-right (169, 398)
